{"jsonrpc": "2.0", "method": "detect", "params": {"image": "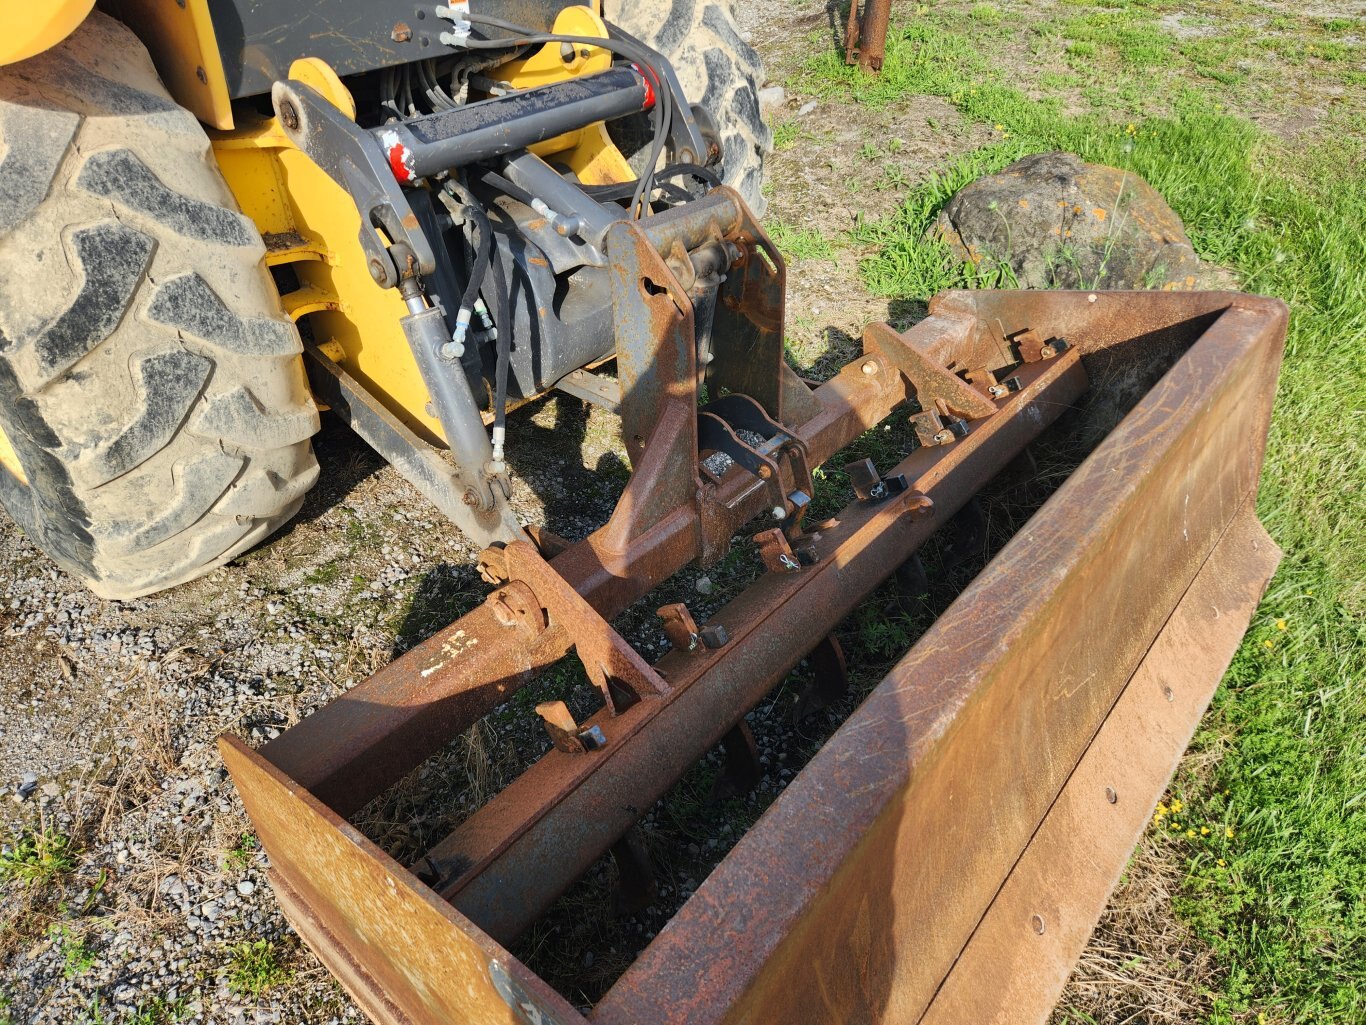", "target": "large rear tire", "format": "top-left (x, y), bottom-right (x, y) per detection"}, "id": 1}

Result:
top-left (0, 12), bottom-right (320, 600)
top-left (606, 0), bottom-right (771, 217)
